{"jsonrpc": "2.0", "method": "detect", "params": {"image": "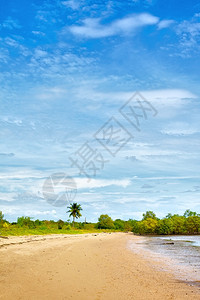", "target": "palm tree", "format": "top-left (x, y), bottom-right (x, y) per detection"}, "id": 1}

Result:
top-left (67, 203), bottom-right (82, 227)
